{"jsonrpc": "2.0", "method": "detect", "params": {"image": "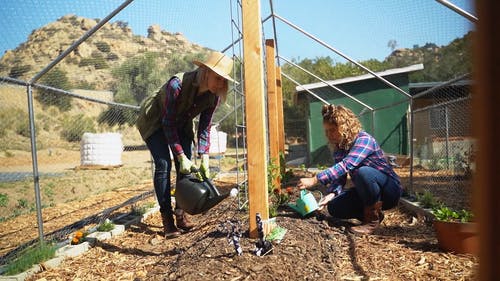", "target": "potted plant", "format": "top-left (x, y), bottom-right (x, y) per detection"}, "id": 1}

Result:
top-left (432, 205), bottom-right (478, 255)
